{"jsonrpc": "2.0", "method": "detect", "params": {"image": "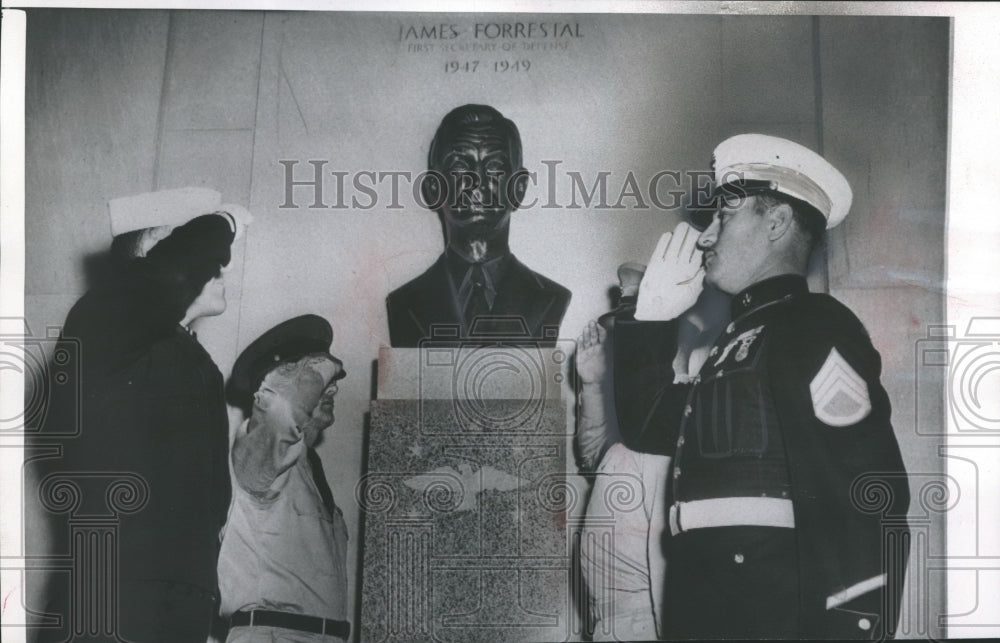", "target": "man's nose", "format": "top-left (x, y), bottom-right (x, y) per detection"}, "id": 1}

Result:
top-left (697, 217), bottom-right (719, 249)
top-left (472, 169), bottom-right (496, 202)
